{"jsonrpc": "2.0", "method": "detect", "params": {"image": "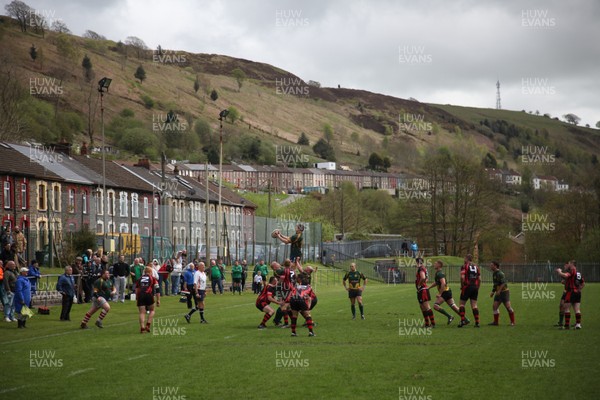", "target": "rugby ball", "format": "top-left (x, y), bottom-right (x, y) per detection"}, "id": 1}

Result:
top-left (271, 229), bottom-right (280, 238)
